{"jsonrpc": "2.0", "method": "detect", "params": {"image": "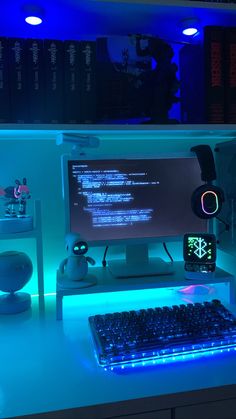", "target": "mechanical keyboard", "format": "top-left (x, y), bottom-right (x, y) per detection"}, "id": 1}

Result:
top-left (89, 299), bottom-right (236, 368)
